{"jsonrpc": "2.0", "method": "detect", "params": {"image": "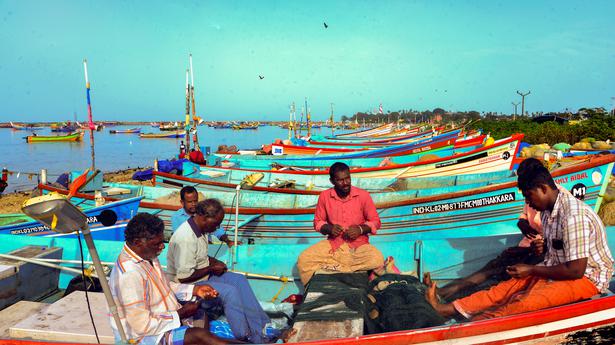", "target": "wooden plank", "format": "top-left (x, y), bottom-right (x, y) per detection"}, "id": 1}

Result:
top-left (288, 319), bottom-right (363, 342)
top-left (0, 301), bottom-right (48, 338)
top-left (10, 291), bottom-right (114, 344)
